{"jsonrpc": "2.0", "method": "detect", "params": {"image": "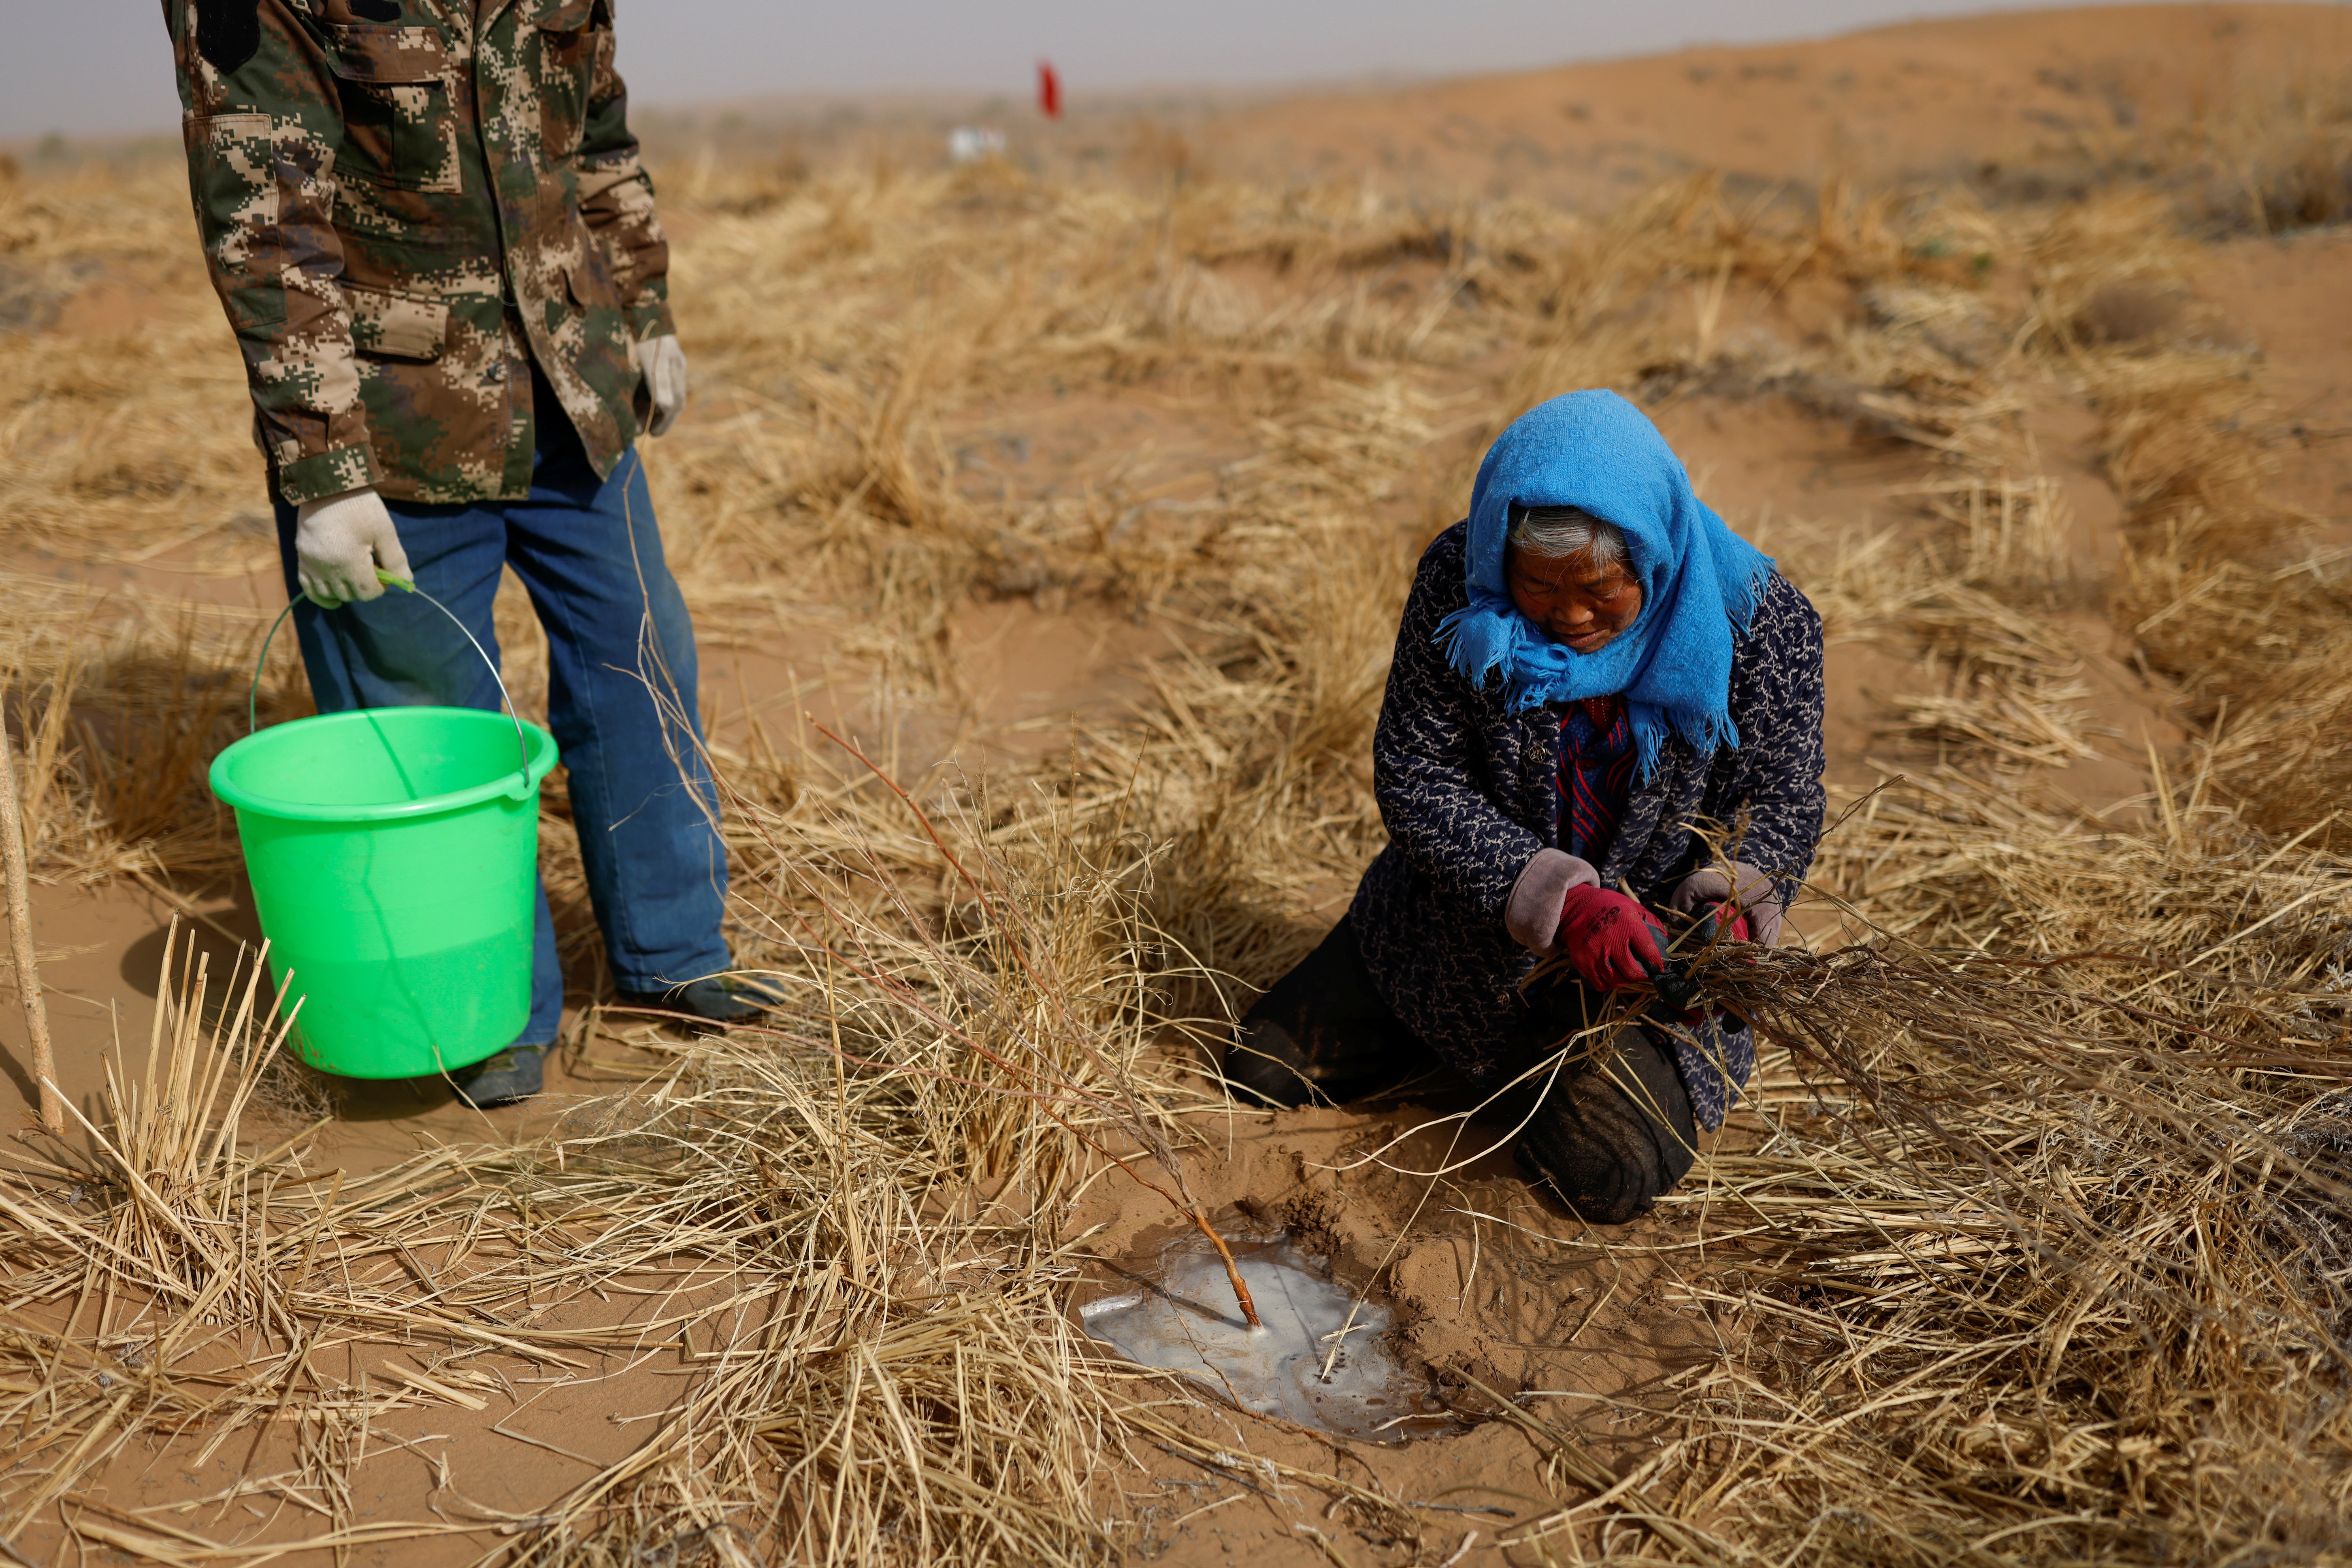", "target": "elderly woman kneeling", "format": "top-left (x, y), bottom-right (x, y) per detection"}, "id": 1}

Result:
top-left (1228, 390), bottom-right (1826, 1224)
